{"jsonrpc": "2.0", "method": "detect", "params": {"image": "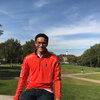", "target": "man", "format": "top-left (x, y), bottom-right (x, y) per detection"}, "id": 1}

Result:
top-left (14, 33), bottom-right (61, 100)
